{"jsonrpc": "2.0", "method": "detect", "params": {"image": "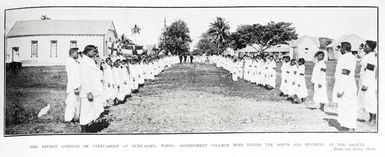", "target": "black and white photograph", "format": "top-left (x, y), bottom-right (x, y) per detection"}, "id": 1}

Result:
top-left (1, 0), bottom-right (384, 156)
top-left (3, 6), bottom-right (378, 135)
